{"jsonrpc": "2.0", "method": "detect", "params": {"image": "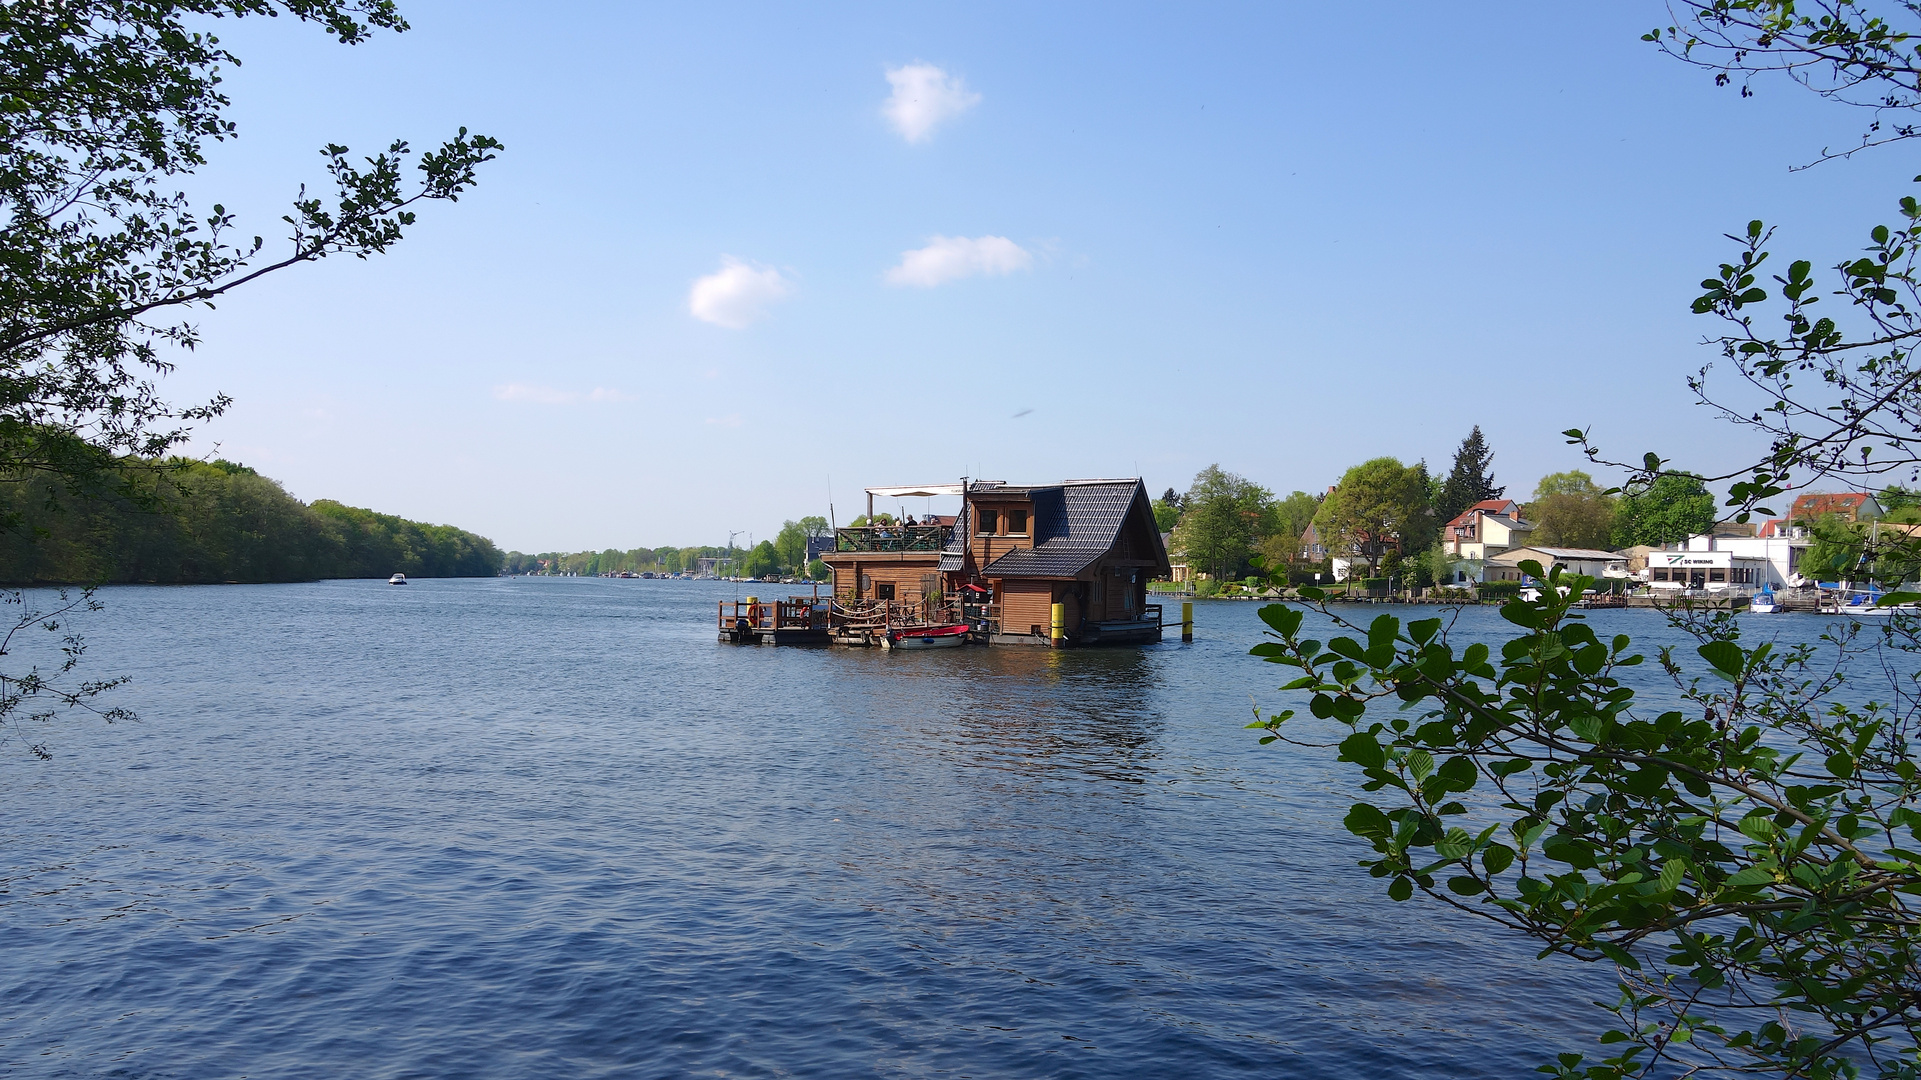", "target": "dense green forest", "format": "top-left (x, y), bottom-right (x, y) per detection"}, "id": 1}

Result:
top-left (0, 459), bottom-right (502, 583)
